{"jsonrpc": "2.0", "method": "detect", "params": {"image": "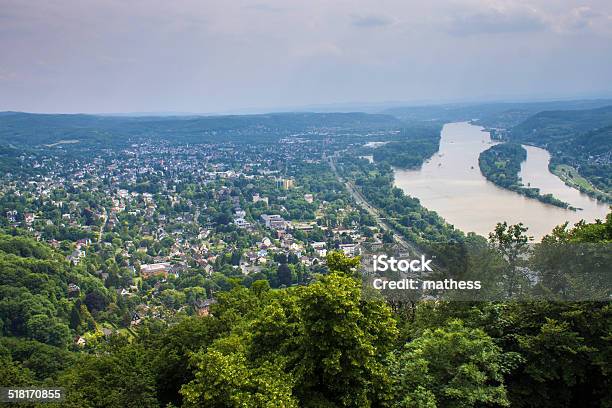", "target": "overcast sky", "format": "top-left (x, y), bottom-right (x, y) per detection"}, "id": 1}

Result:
top-left (1, 0), bottom-right (611, 114)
